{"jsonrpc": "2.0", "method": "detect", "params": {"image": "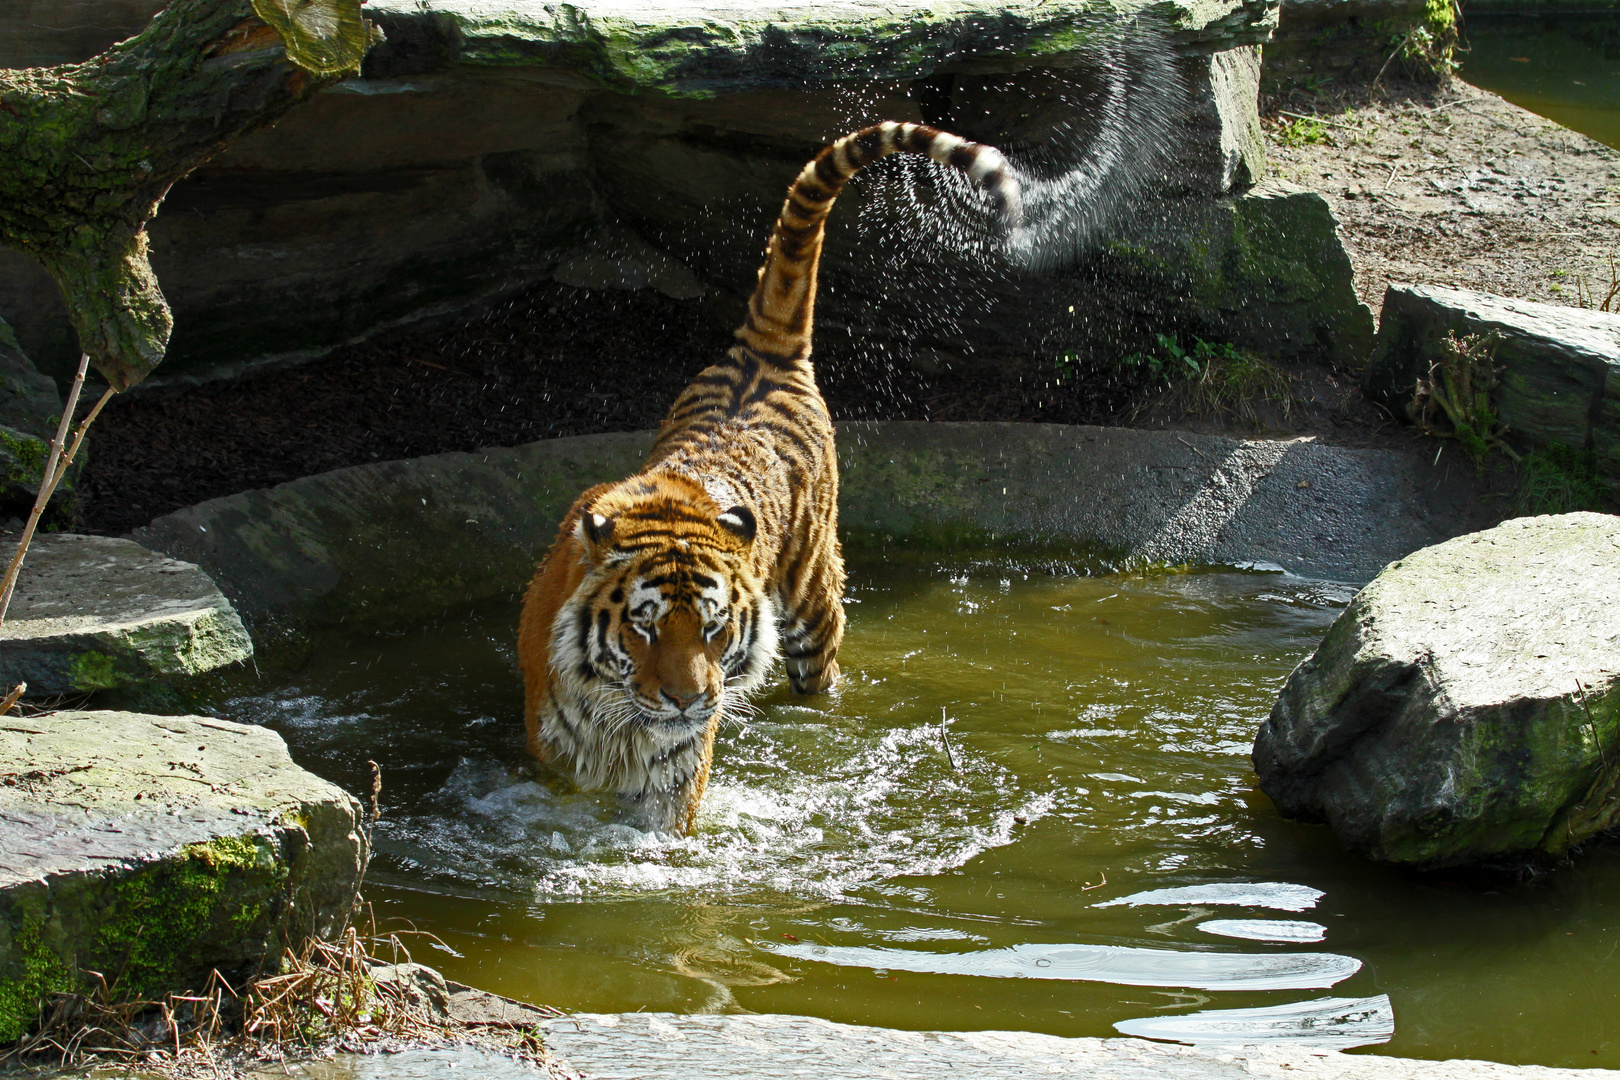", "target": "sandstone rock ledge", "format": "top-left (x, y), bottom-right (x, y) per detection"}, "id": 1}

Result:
top-left (0, 534), bottom-right (252, 694)
top-left (0, 711), bottom-right (366, 1042)
top-left (1254, 513), bottom-right (1620, 868)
